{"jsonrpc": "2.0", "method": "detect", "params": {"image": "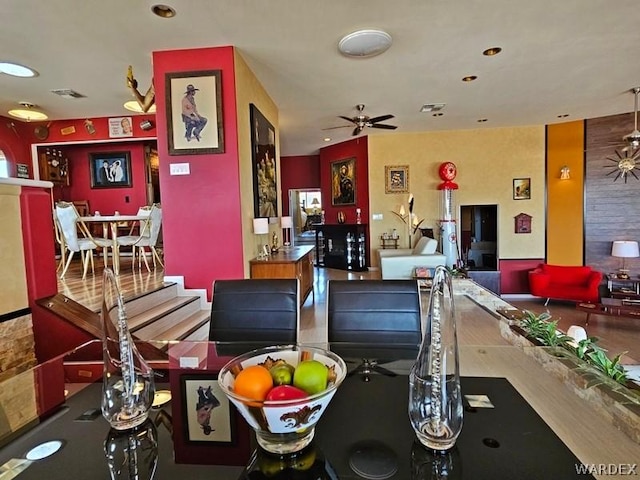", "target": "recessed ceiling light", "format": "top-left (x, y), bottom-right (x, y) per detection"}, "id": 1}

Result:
top-left (124, 101), bottom-right (157, 114)
top-left (432, 113), bottom-right (444, 117)
top-left (8, 103), bottom-right (48, 121)
top-left (25, 440), bottom-right (65, 461)
top-left (338, 29), bottom-right (392, 58)
top-left (420, 103), bottom-right (446, 113)
top-left (323, 137), bottom-right (331, 142)
top-left (152, 4), bottom-right (176, 18)
top-left (477, 118), bottom-right (488, 123)
top-left (483, 47), bottom-right (502, 56)
top-left (462, 76), bottom-right (478, 82)
top-left (0, 62), bottom-right (38, 78)
top-left (557, 114), bottom-right (570, 118)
